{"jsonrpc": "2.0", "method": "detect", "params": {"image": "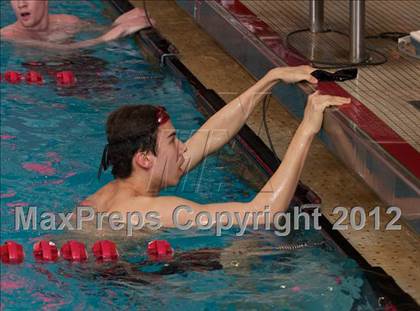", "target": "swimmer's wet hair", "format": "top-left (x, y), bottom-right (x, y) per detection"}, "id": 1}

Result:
top-left (106, 105), bottom-right (160, 179)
